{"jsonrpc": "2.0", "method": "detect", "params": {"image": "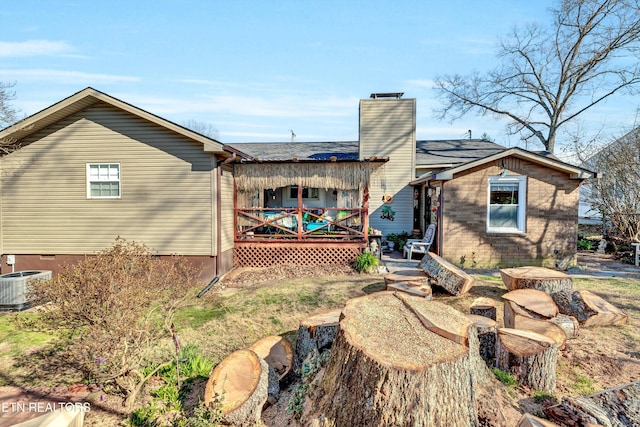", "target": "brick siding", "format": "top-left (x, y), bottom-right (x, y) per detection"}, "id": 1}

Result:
top-left (440, 157), bottom-right (580, 268)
